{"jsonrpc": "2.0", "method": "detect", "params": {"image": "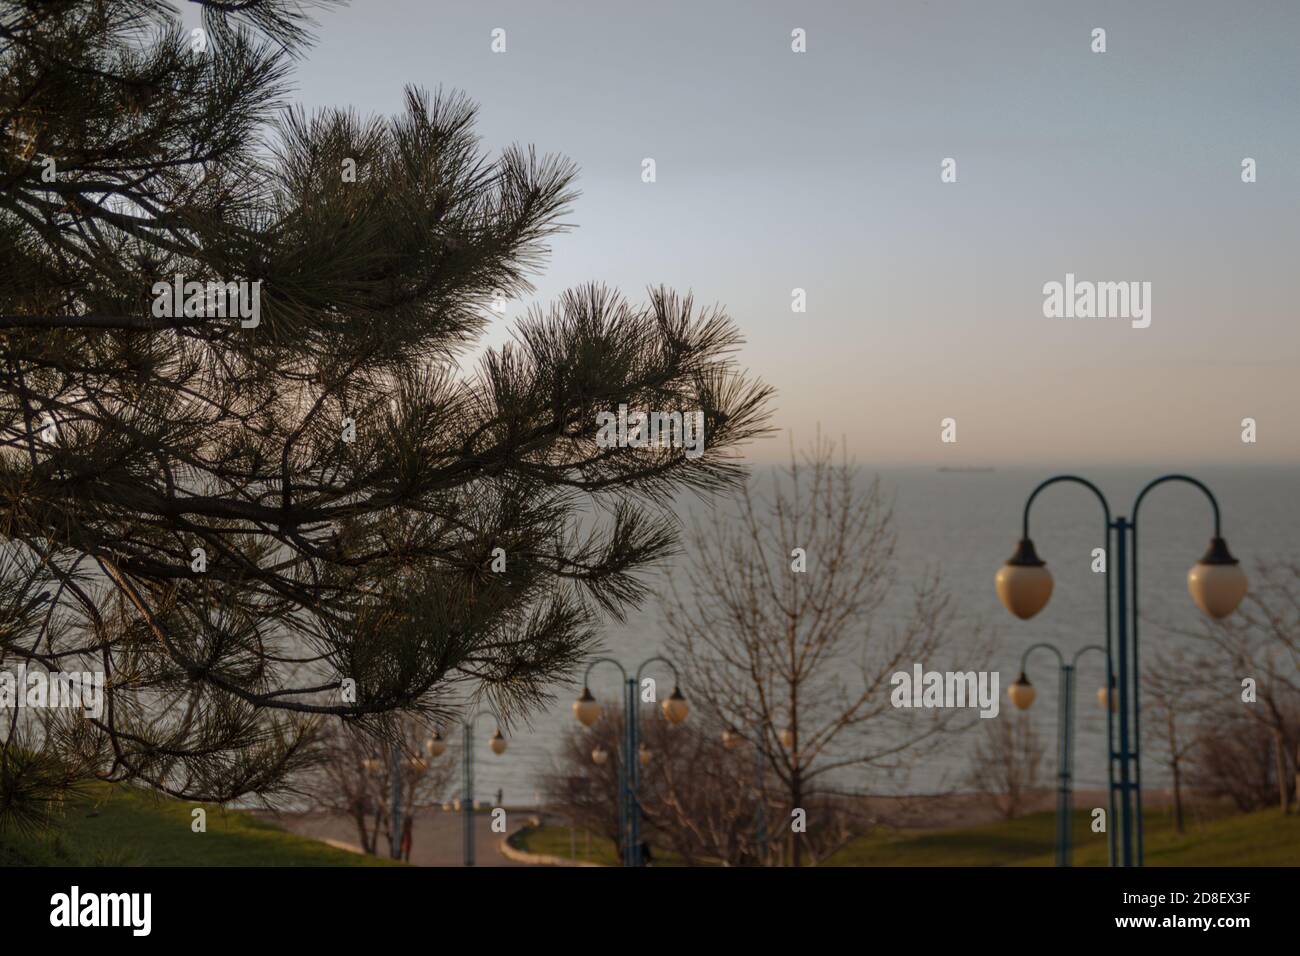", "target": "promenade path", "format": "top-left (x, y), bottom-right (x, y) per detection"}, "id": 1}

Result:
top-left (263, 806), bottom-right (536, 866)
